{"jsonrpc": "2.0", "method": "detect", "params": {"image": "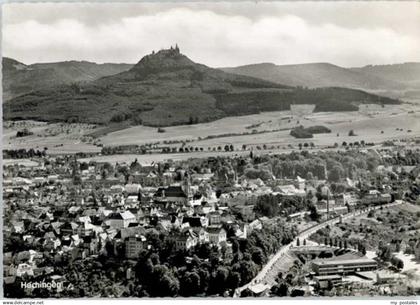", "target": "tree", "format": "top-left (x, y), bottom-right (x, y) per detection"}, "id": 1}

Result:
top-left (390, 256), bottom-right (404, 270)
top-left (101, 169), bottom-right (108, 180)
top-left (329, 165), bottom-right (344, 182)
top-left (180, 271), bottom-right (201, 296)
top-left (271, 282), bottom-right (288, 296)
top-left (307, 172), bottom-right (314, 180)
top-left (73, 175), bottom-right (82, 185)
top-left (80, 162), bottom-right (89, 171)
top-left (252, 248), bottom-right (266, 265)
top-left (348, 130), bottom-right (356, 136)
top-left (296, 238), bottom-right (300, 246)
top-left (211, 267), bottom-right (229, 294)
top-left (358, 243), bottom-right (367, 255)
top-left (396, 259), bottom-right (404, 270)
top-left (309, 204), bottom-right (320, 221)
top-left (255, 195), bottom-right (280, 217)
top-left (237, 260), bottom-right (259, 285)
top-left (378, 245), bottom-right (392, 261)
top-left (149, 265), bottom-right (180, 297)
